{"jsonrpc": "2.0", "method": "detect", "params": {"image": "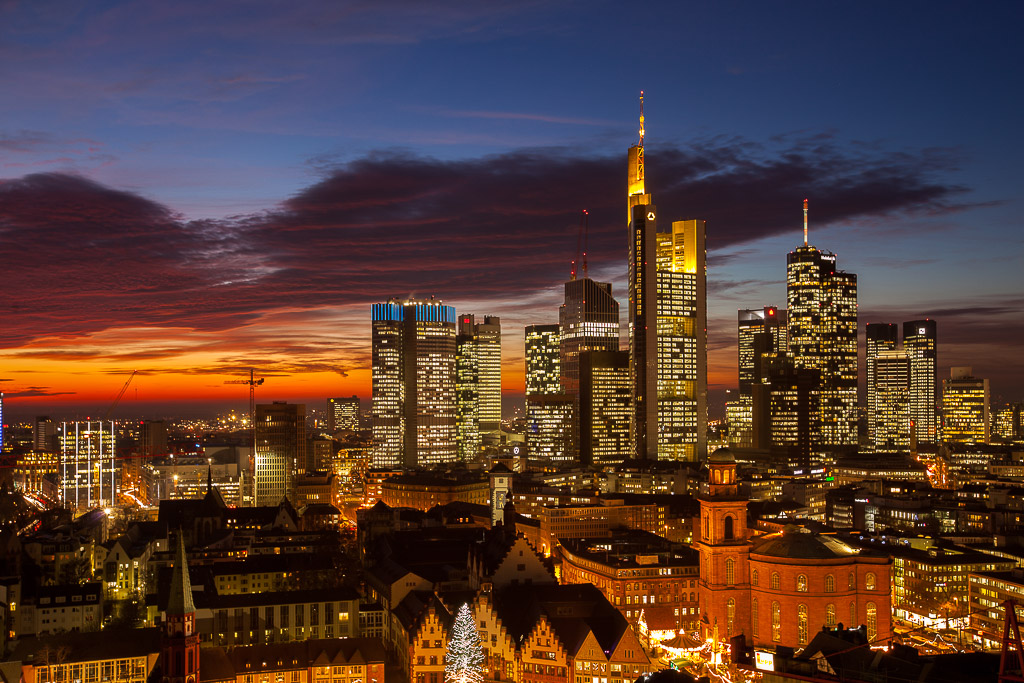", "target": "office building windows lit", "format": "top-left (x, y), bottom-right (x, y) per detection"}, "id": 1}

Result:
top-left (371, 298), bottom-right (458, 467)
top-left (872, 350), bottom-right (911, 453)
top-left (942, 366), bottom-right (990, 444)
top-left (560, 277), bottom-right (619, 460)
top-left (786, 201), bottom-right (857, 451)
top-left (254, 402), bottom-right (307, 506)
top-left (656, 219), bottom-right (707, 462)
top-left (59, 421), bottom-right (117, 510)
top-left (903, 319), bottom-right (938, 444)
top-left (865, 323), bottom-right (898, 448)
top-left (579, 350), bottom-right (632, 466)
